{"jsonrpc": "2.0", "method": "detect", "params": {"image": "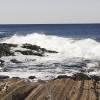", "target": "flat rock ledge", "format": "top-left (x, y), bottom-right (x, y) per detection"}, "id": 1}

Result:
top-left (0, 73), bottom-right (100, 100)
